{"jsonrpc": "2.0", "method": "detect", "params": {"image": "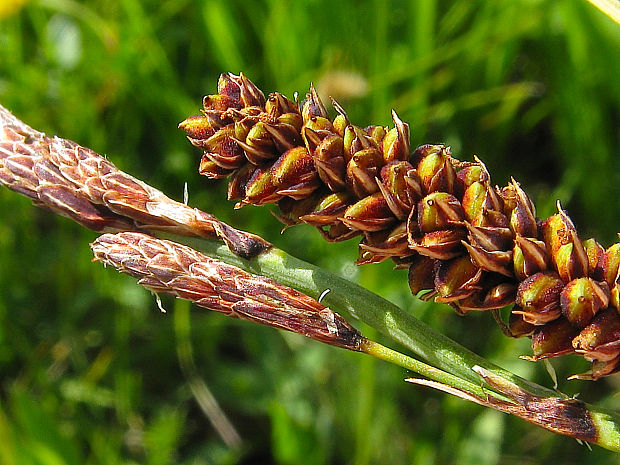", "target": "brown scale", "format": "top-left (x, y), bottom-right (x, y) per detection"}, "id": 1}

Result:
top-left (179, 72), bottom-right (620, 380)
